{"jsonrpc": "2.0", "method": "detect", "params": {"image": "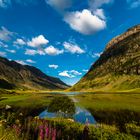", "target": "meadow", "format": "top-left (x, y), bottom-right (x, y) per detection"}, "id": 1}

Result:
top-left (75, 92), bottom-right (140, 133)
top-left (0, 90), bottom-right (62, 117)
top-left (0, 90), bottom-right (140, 139)
top-left (75, 92), bottom-right (140, 111)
